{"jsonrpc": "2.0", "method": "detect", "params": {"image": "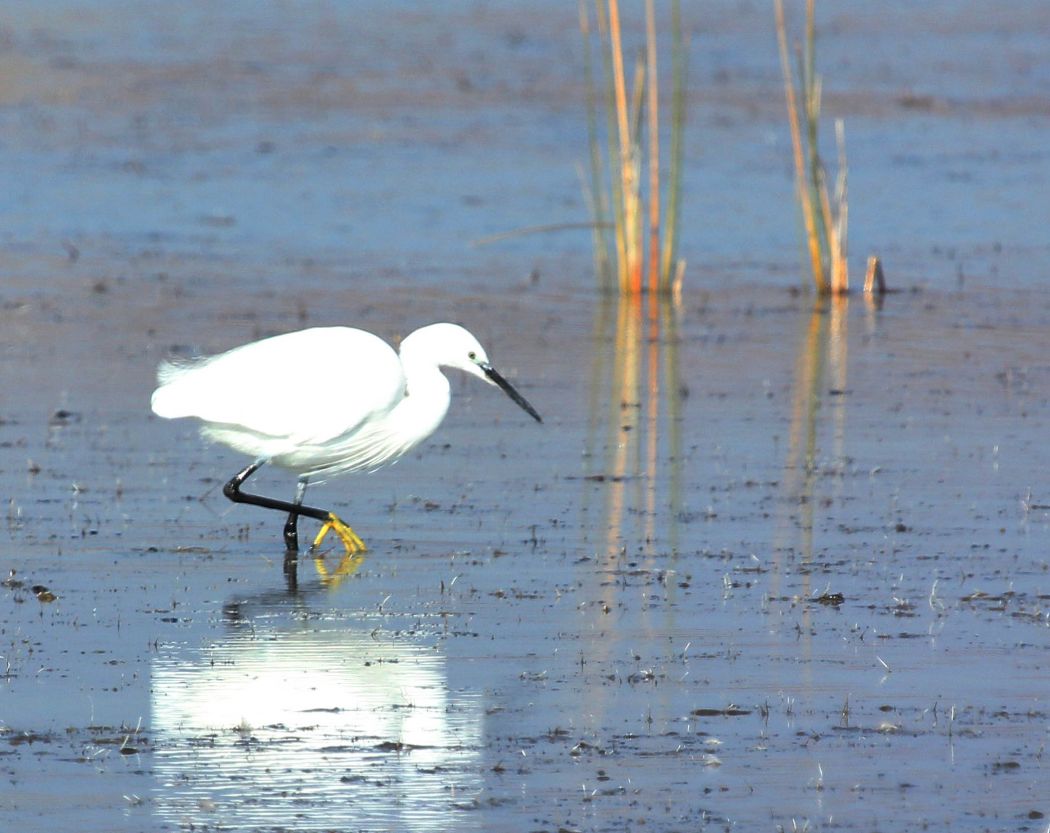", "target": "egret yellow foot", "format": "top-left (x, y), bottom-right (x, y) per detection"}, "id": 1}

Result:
top-left (310, 512), bottom-right (368, 556)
